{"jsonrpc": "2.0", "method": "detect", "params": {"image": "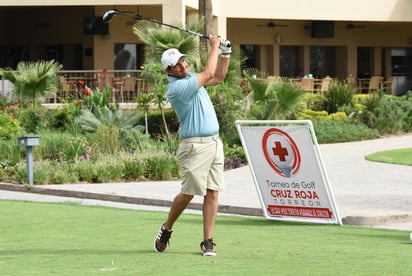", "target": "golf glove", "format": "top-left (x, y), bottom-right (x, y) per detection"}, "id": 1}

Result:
top-left (219, 38), bottom-right (232, 55)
